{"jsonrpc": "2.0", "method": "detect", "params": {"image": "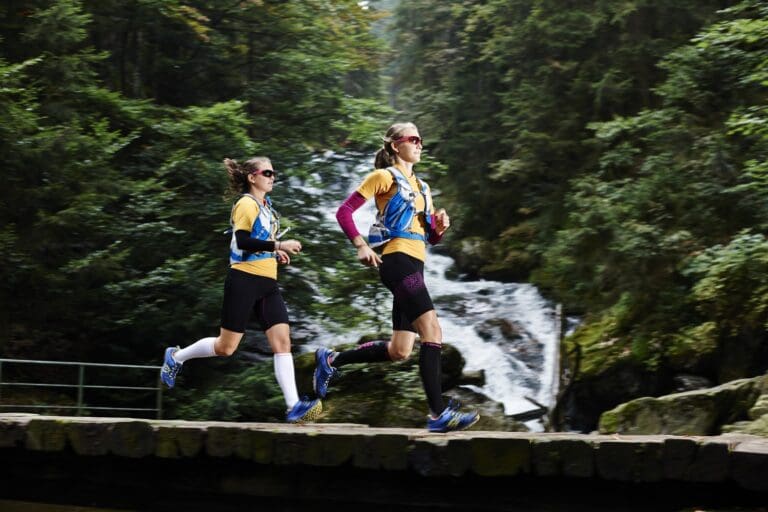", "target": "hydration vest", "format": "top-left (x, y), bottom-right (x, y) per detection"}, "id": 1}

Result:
top-left (368, 167), bottom-right (433, 248)
top-left (229, 193), bottom-right (280, 264)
